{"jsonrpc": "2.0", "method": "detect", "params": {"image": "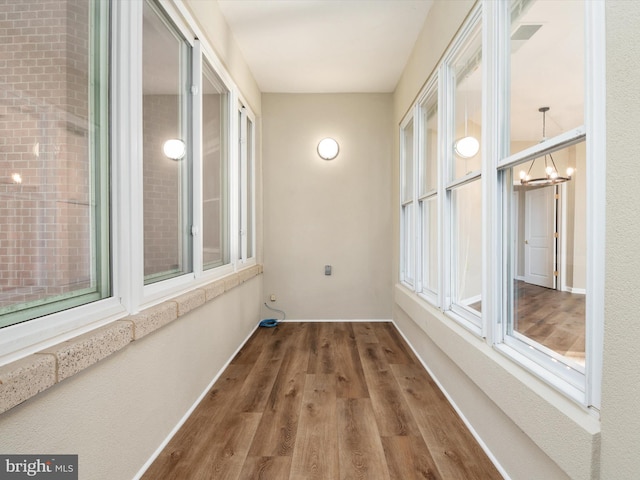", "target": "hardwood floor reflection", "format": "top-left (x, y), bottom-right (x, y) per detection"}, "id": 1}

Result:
top-left (514, 281), bottom-right (585, 364)
top-left (142, 322), bottom-right (503, 480)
